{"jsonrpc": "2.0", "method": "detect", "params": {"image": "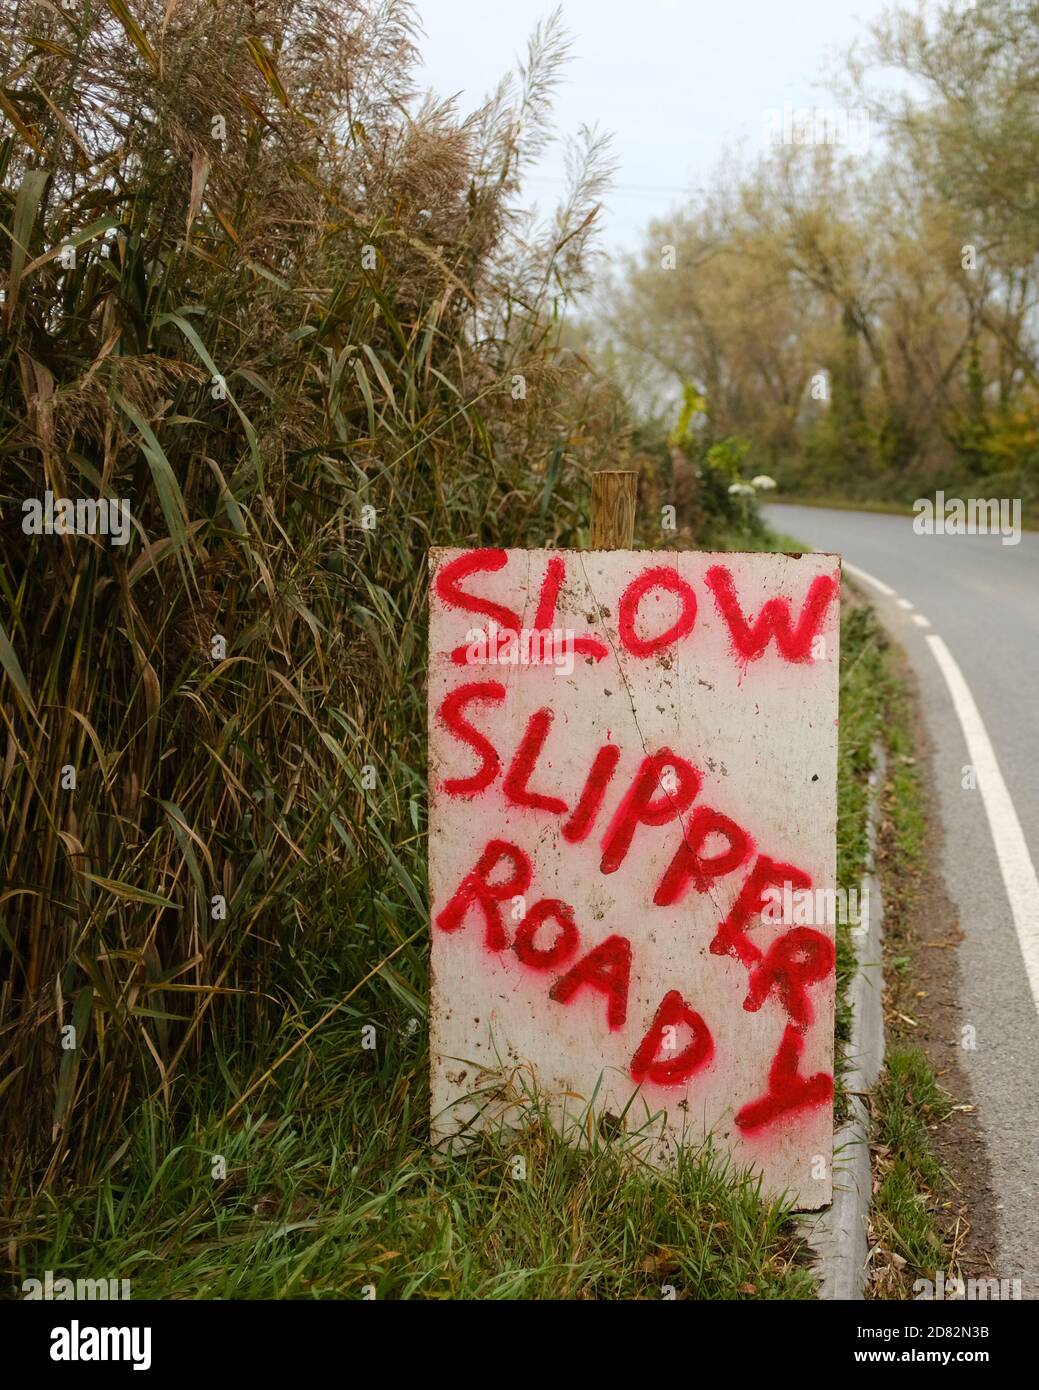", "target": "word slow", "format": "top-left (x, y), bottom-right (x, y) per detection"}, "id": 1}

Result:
top-left (435, 548), bottom-right (839, 668)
